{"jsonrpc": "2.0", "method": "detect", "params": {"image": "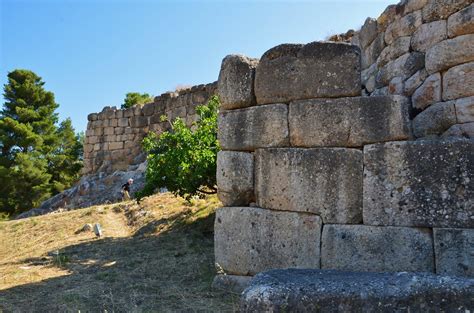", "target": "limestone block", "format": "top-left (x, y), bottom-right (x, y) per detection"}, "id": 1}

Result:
top-left (130, 116), bottom-right (148, 128)
top-left (361, 33), bottom-right (385, 70)
top-left (401, 0), bottom-right (429, 15)
top-left (443, 122), bottom-right (474, 138)
top-left (375, 52), bottom-right (425, 87)
top-left (142, 103), bottom-right (155, 116)
top-left (434, 228), bottom-right (474, 277)
top-left (413, 101), bottom-right (457, 137)
top-left (388, 76), bottom-right (404, 95)
top-left (218, 104), bottom-right (289, 151)
top-left (289, 96), bottom-right (411, 148)
top-left (448, 4), bottom-right (474, 38)
top-left (403, 69), bottom-right (428, 96)
top-left (214, 207), bottom-right (322, 275)
top-left (255, 148), bottom-right (363, 224)
top-left (87, 113), bottom-right (98, 121)
top-left (443, 62), bottom-right (474, 101)
top-left (149, 113), bottom-right (163, 125)
top-left (254, 42), bottom-right (360, 104)
top-left (425, 34), bottom-right (474, 74)
top-left (376, 36), bottom-right (411, 68)
top-left (104, 127), bottom-right (114, 136)
top-left (384, 10), bottom-right (422, 45)
top-left (92, 120), bottom-right (102, 128)
top-left (94, 128), bottom-right (103, 136)
top-left (192, 91), bottom-right (208, 105)
top-left (412, 73), bottom-right (442, 110)
top-left (94, 143), bottom-right (101, 151)
top-left (456, 96), bottom-right (474, 123)
top-left (133, 105), bottom-right (143, 116)
top-left (359, 18), bottom-right (378, 49)
top-left (422, 0), bottom-right (472, 23)
top-left (217, 55), bottom-right (258, 110)
top-left (321, 224), bottom-right (434, 272)
top-left (109, 119), bottom-right (118, 127)
top-left (363, 140), bottom-right (474, 228)
top-left (371, 87), bottom-right (389, 96)
top-left (377, 5), bottom-right (398, 32)
top-left (361, 64), bottom-right (377, 92)
top-left (115, 110), bottom-right (123, 119)
top-left (108, 141), bottom-right (124, 150)
top-left (216, 151), bottom-right (254, 206)
top-left (124, 108), bottom-right (134, 118)
top-left (411, 20), bottom-right (447, 52)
